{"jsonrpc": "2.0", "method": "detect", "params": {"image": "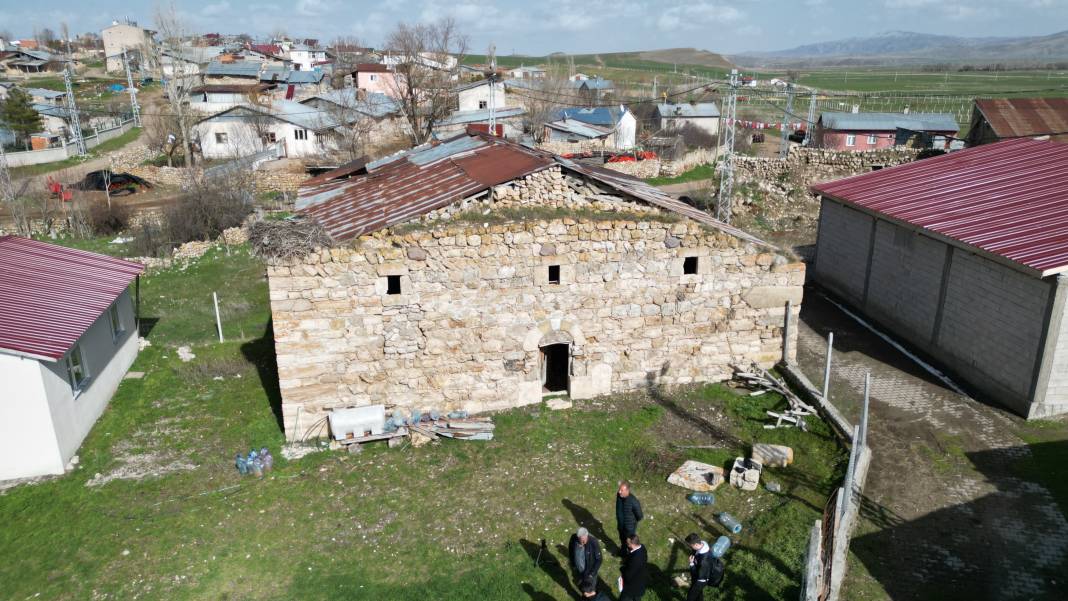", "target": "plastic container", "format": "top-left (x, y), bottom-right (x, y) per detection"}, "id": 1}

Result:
top-left (711, 535), bottom-right (731, 558)
top-left (429, 410), bottom-right (441, 421)
top-left (260, 448), bottom-right (273, 472)
top-left (235, 453), bottom-right (248, 475)
top-left (447, 410), bottom-right (469, 419)
top-left (718, 512), bottom-right (743, 534)
top-left (687, 492), bottom-right (716, 505)
top-left (251, 456), bottom-right (264, 478)
top-left (766, 481), bottom-right (782, 493)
